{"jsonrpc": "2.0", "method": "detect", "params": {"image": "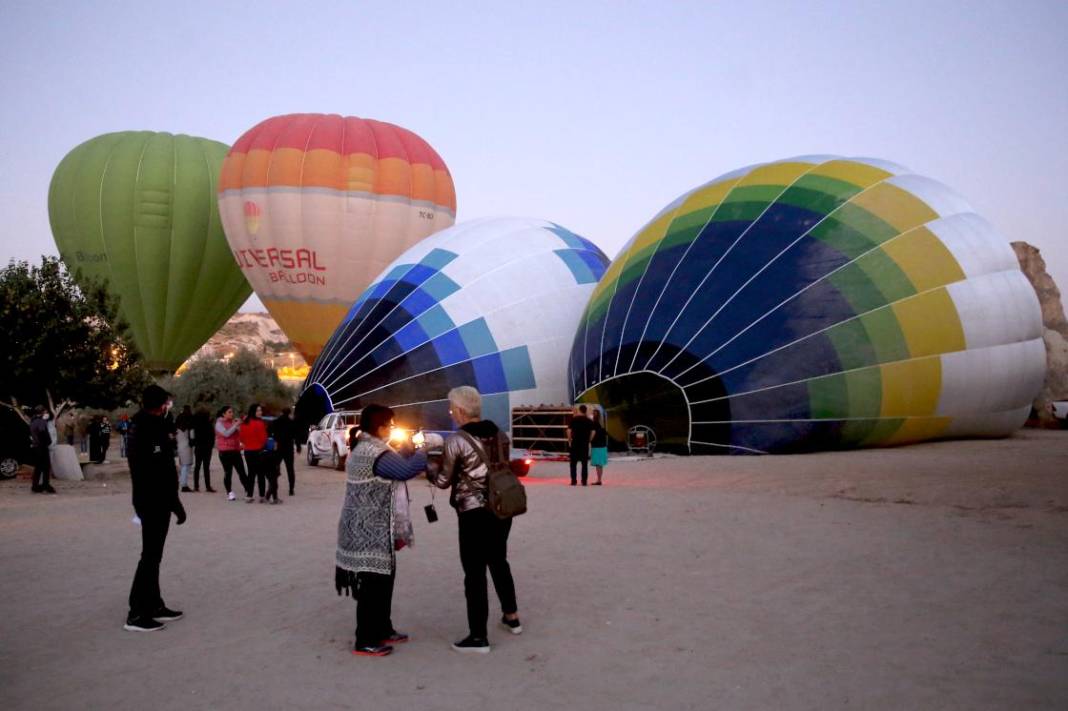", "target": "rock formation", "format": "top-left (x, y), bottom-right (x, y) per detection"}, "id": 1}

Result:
top-left (1012, 242), bottom-right (1068, 423)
